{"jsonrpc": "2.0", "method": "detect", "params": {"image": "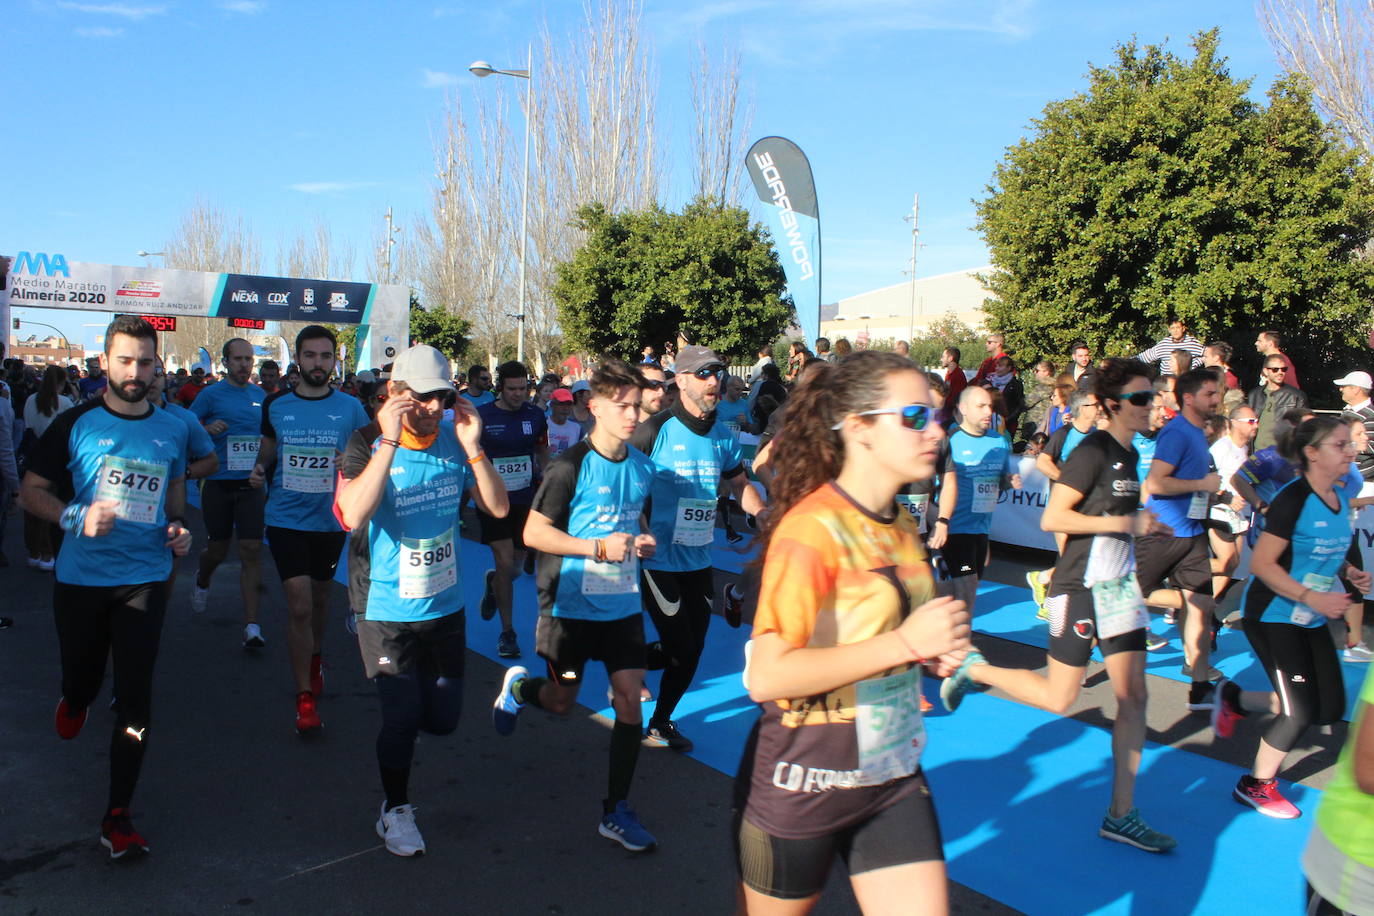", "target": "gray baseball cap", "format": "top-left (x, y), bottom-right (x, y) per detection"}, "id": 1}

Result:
top-left (390, 345), bottom-right (453, 393)
top-left (674, 345), bottom-right (725, 375)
